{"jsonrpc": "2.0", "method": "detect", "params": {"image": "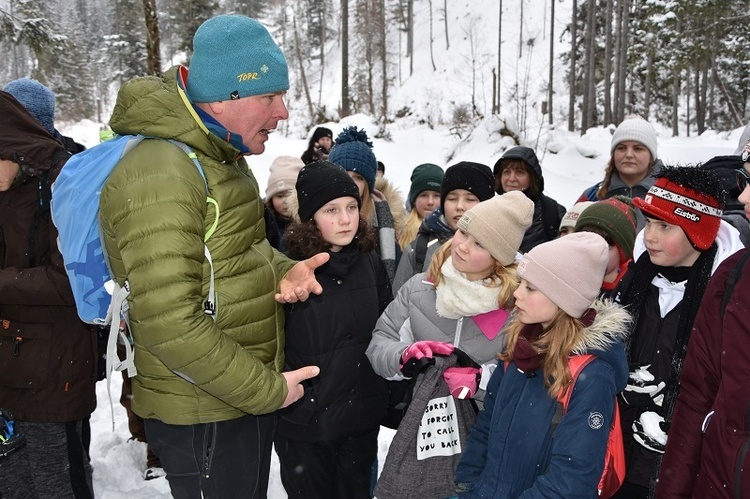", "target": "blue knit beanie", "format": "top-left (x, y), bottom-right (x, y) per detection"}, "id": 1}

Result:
top-left (3, 78), bottom-right (56, 136)
top-left (187, 15), bottom-right (289, 103)
top-left (328, 127), bottom-right (378, 193)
